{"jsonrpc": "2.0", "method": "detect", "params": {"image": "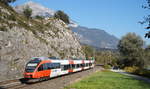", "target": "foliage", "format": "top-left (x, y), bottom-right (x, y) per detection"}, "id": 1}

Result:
top-left (140, 0), bottom-right (150, 38)
top-left (95, 51), bottom-right (119, 66)
top-left (82, 45), bottom-right (94, 59)
top-left (104, 64), bottom-right (111, 69)
top-left (0, 0), bottom-right (16, 5)
top-left (124, 66), bottom-right (150, 78)
top-left (144, 45), bottom-right (150, 67)
top-left (23, 5), bottom-right (32, 19)
top-left (54, 10), bottom-right (70, 24)
top-left (118, 33), bottom-right (145, 68)
top-left (124, 66), bottom-right (139, 73)
top-left (65, 71), bottom-right (150, 89)
top-left (35, 15), bottom-right (44, 20)
top-left (82, 45), bottom-right (119, 65)
top-left (135, 69), bottom-right (150, 78)
top-left (0, 26), bottom-right (8, 31)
